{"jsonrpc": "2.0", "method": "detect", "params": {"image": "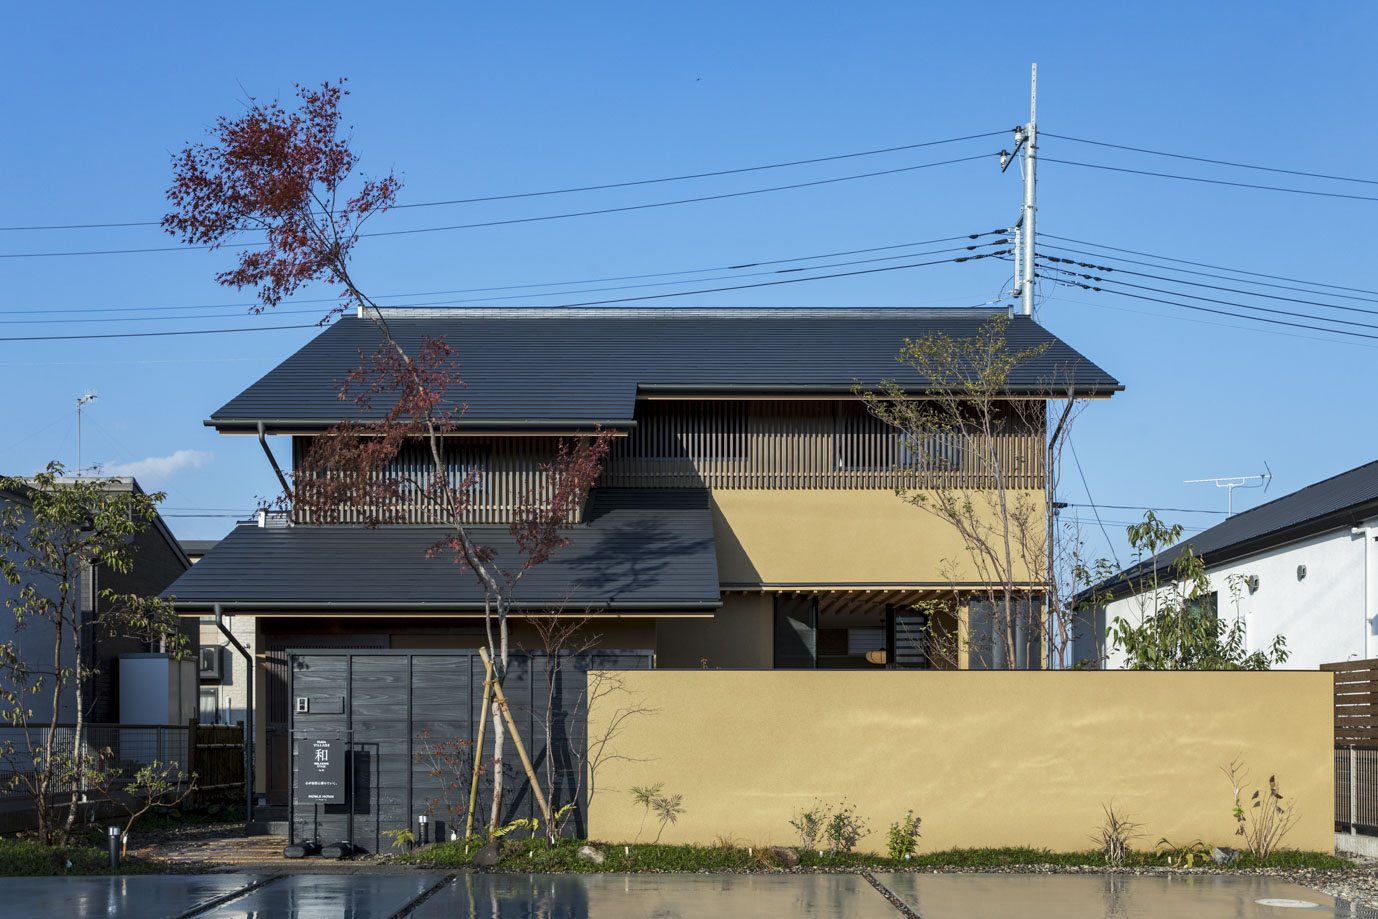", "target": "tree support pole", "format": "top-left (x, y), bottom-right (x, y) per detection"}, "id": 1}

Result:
top-left (464, 654), bottom-right (493, 839)
top-left (479, 647), bottom-right (551, 827)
